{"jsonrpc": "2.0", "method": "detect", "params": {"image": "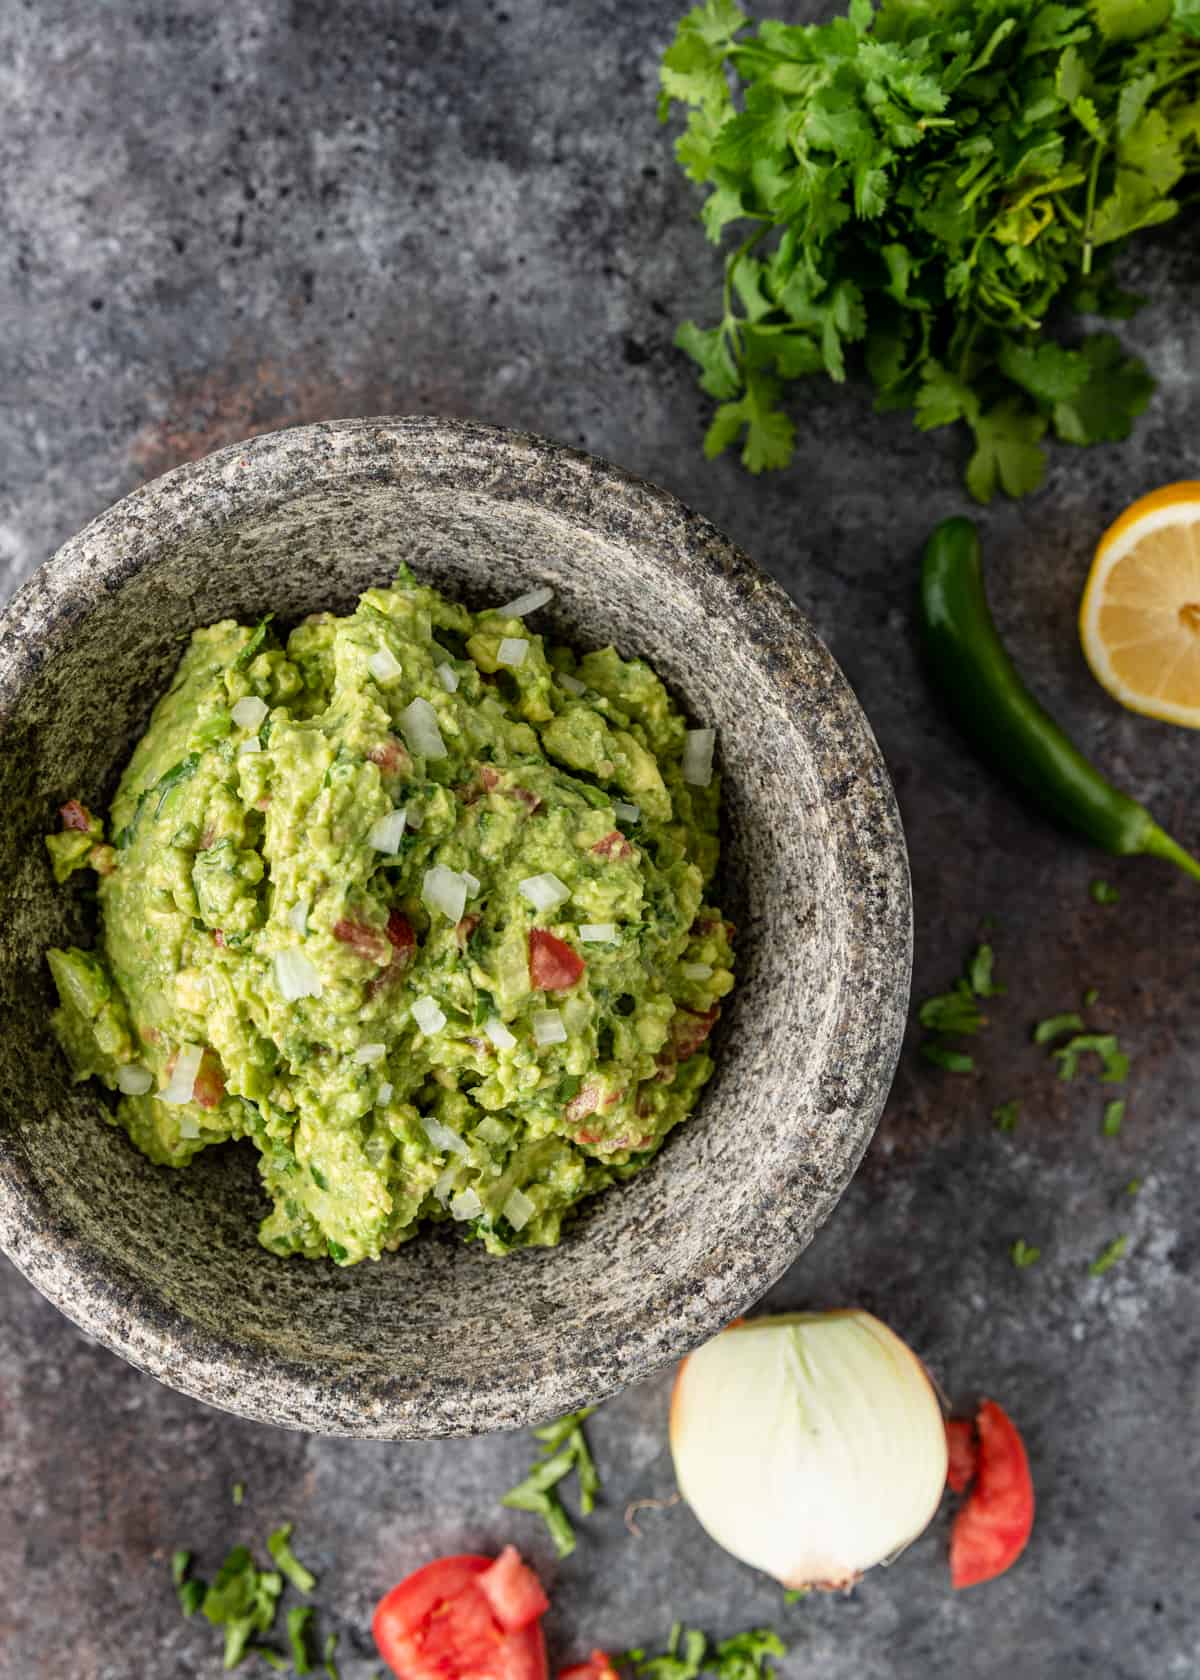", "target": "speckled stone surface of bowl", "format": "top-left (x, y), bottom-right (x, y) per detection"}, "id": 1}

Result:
top-left (0, 417), bottom-right (911, 1438)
